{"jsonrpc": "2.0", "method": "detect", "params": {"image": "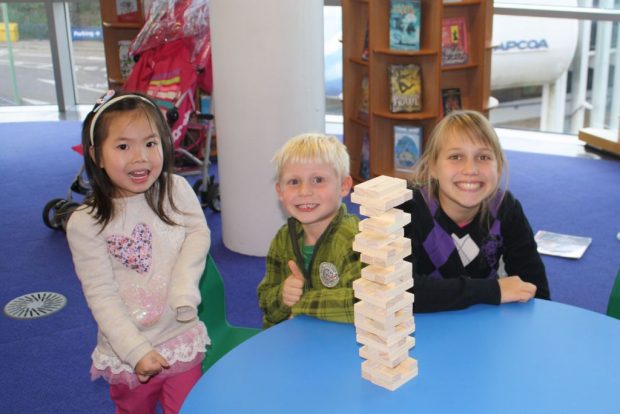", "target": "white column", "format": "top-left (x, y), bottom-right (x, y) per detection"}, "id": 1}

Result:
top-left (591, 0), bottom-right (614, 128)
top-left (209, 0), bottom-right (326, 256)
top-left (540, 72), bottom-right (567, 133)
